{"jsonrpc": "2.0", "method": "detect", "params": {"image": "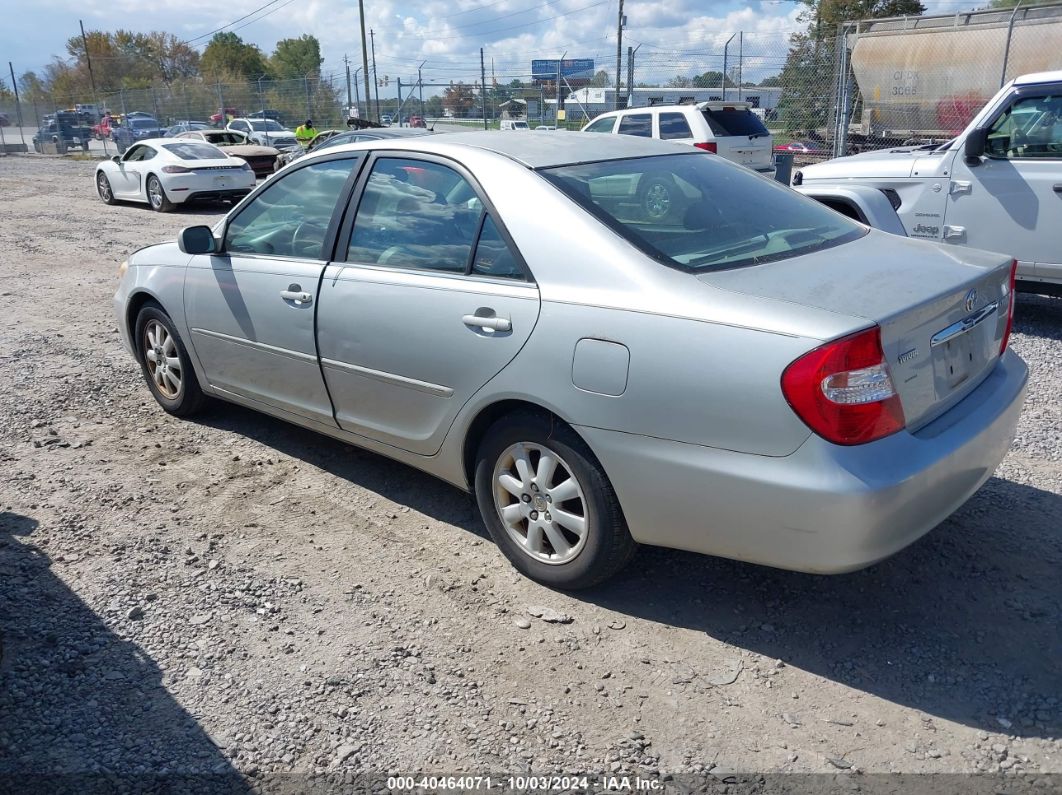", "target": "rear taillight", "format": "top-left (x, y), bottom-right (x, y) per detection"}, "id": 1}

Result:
top-left (162, 165), bottom-right (192, 174)
top-left (781, 326), bottom-right (906, 446)
top-left (694, 142), bottom-right (717, 153)
top-left (1000, 258), bottom-right (1017, 354)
